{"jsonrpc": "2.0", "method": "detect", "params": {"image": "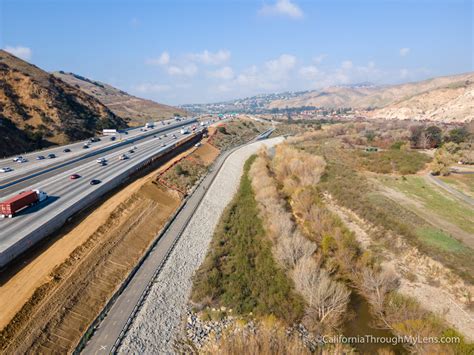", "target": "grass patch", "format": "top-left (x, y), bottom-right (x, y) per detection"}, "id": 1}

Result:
top-left (416, 227), bottom-right (466, 253)
top-left (191, 155), bottom-right (305, 323)
top-left (357, 149), bottom-right (431, 174)
top-left (439, 174), bottom-right (474, 197)
top-left (381, 176), bottom-right (474, 235)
